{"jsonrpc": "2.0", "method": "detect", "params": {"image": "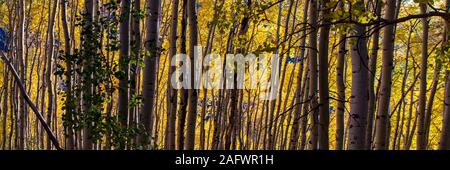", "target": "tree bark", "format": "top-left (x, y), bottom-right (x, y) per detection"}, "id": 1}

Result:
top-left (438, 0), bottom-right (450, 150)
top-left (118, 0), bottom-right (131, 131)
top-left (267, 1), bottom-right (283, 150)
top-left (177, 0), bottom-right (188, 150)
top-left (373, 0), bottom-right (396, 150)
top-left (61, 0), bottom-right (75, 150)
top-left (140, 0), bottom-right (162, 149)
top-left (348, 0), bottom-right (369, 150)
top-left (45, 0), bottom-right (59, 150)
top-left (440, 72), bottom-right (450, 150)
top-left (289, 0), bottom-right (309, 150)
top-left (166, 0), bottom-right (179, 150)
top-left (82, 0), bottom-right (95, 150)
top-left (417, 3), bottom-right (429, 150)
top-left (366, 0), bottom-right (382, 150)
top-left (184, 0), bottom-right (199, 150)
top-left (317, 0), bottom-right (330, 150)
top-left (1, 65), bottom-right (8, 149)
top-left (424, 62), bottom-right (441, 148)
top-left (307, 0), bottom-right (318, 150)
top-left (335, 1), bottom-right (346, 149)
top-left (130, 0), bottom-right (142, 138)
top-left (17, 0), bottom-right (27, 150)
